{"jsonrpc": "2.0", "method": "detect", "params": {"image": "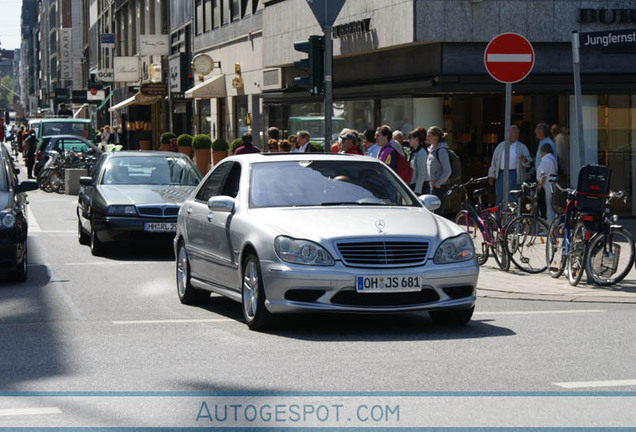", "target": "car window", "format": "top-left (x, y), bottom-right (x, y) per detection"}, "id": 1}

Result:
top-left (0, 149), bottom-right (10, 191)
top-left (219, 163), bottom-right (241, 198)
top-left (91, 154), bottom-right (107, 180)
top-left (40, 121), bottom-right (92, 140)
top-left (57, 139), bottom-right (90, 153)
top-left (249, 160), bottom-right (419, 208)
top-left (195, 161), bottom-right (233, 202)
top-left (100, 155), bottom-right (200, 186)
